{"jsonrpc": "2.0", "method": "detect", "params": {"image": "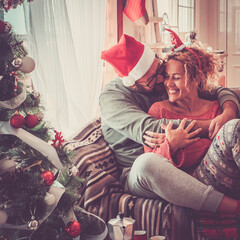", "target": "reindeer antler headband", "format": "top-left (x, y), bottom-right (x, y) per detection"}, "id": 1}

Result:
top-left (165, 28), bottom-right (201, 70)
